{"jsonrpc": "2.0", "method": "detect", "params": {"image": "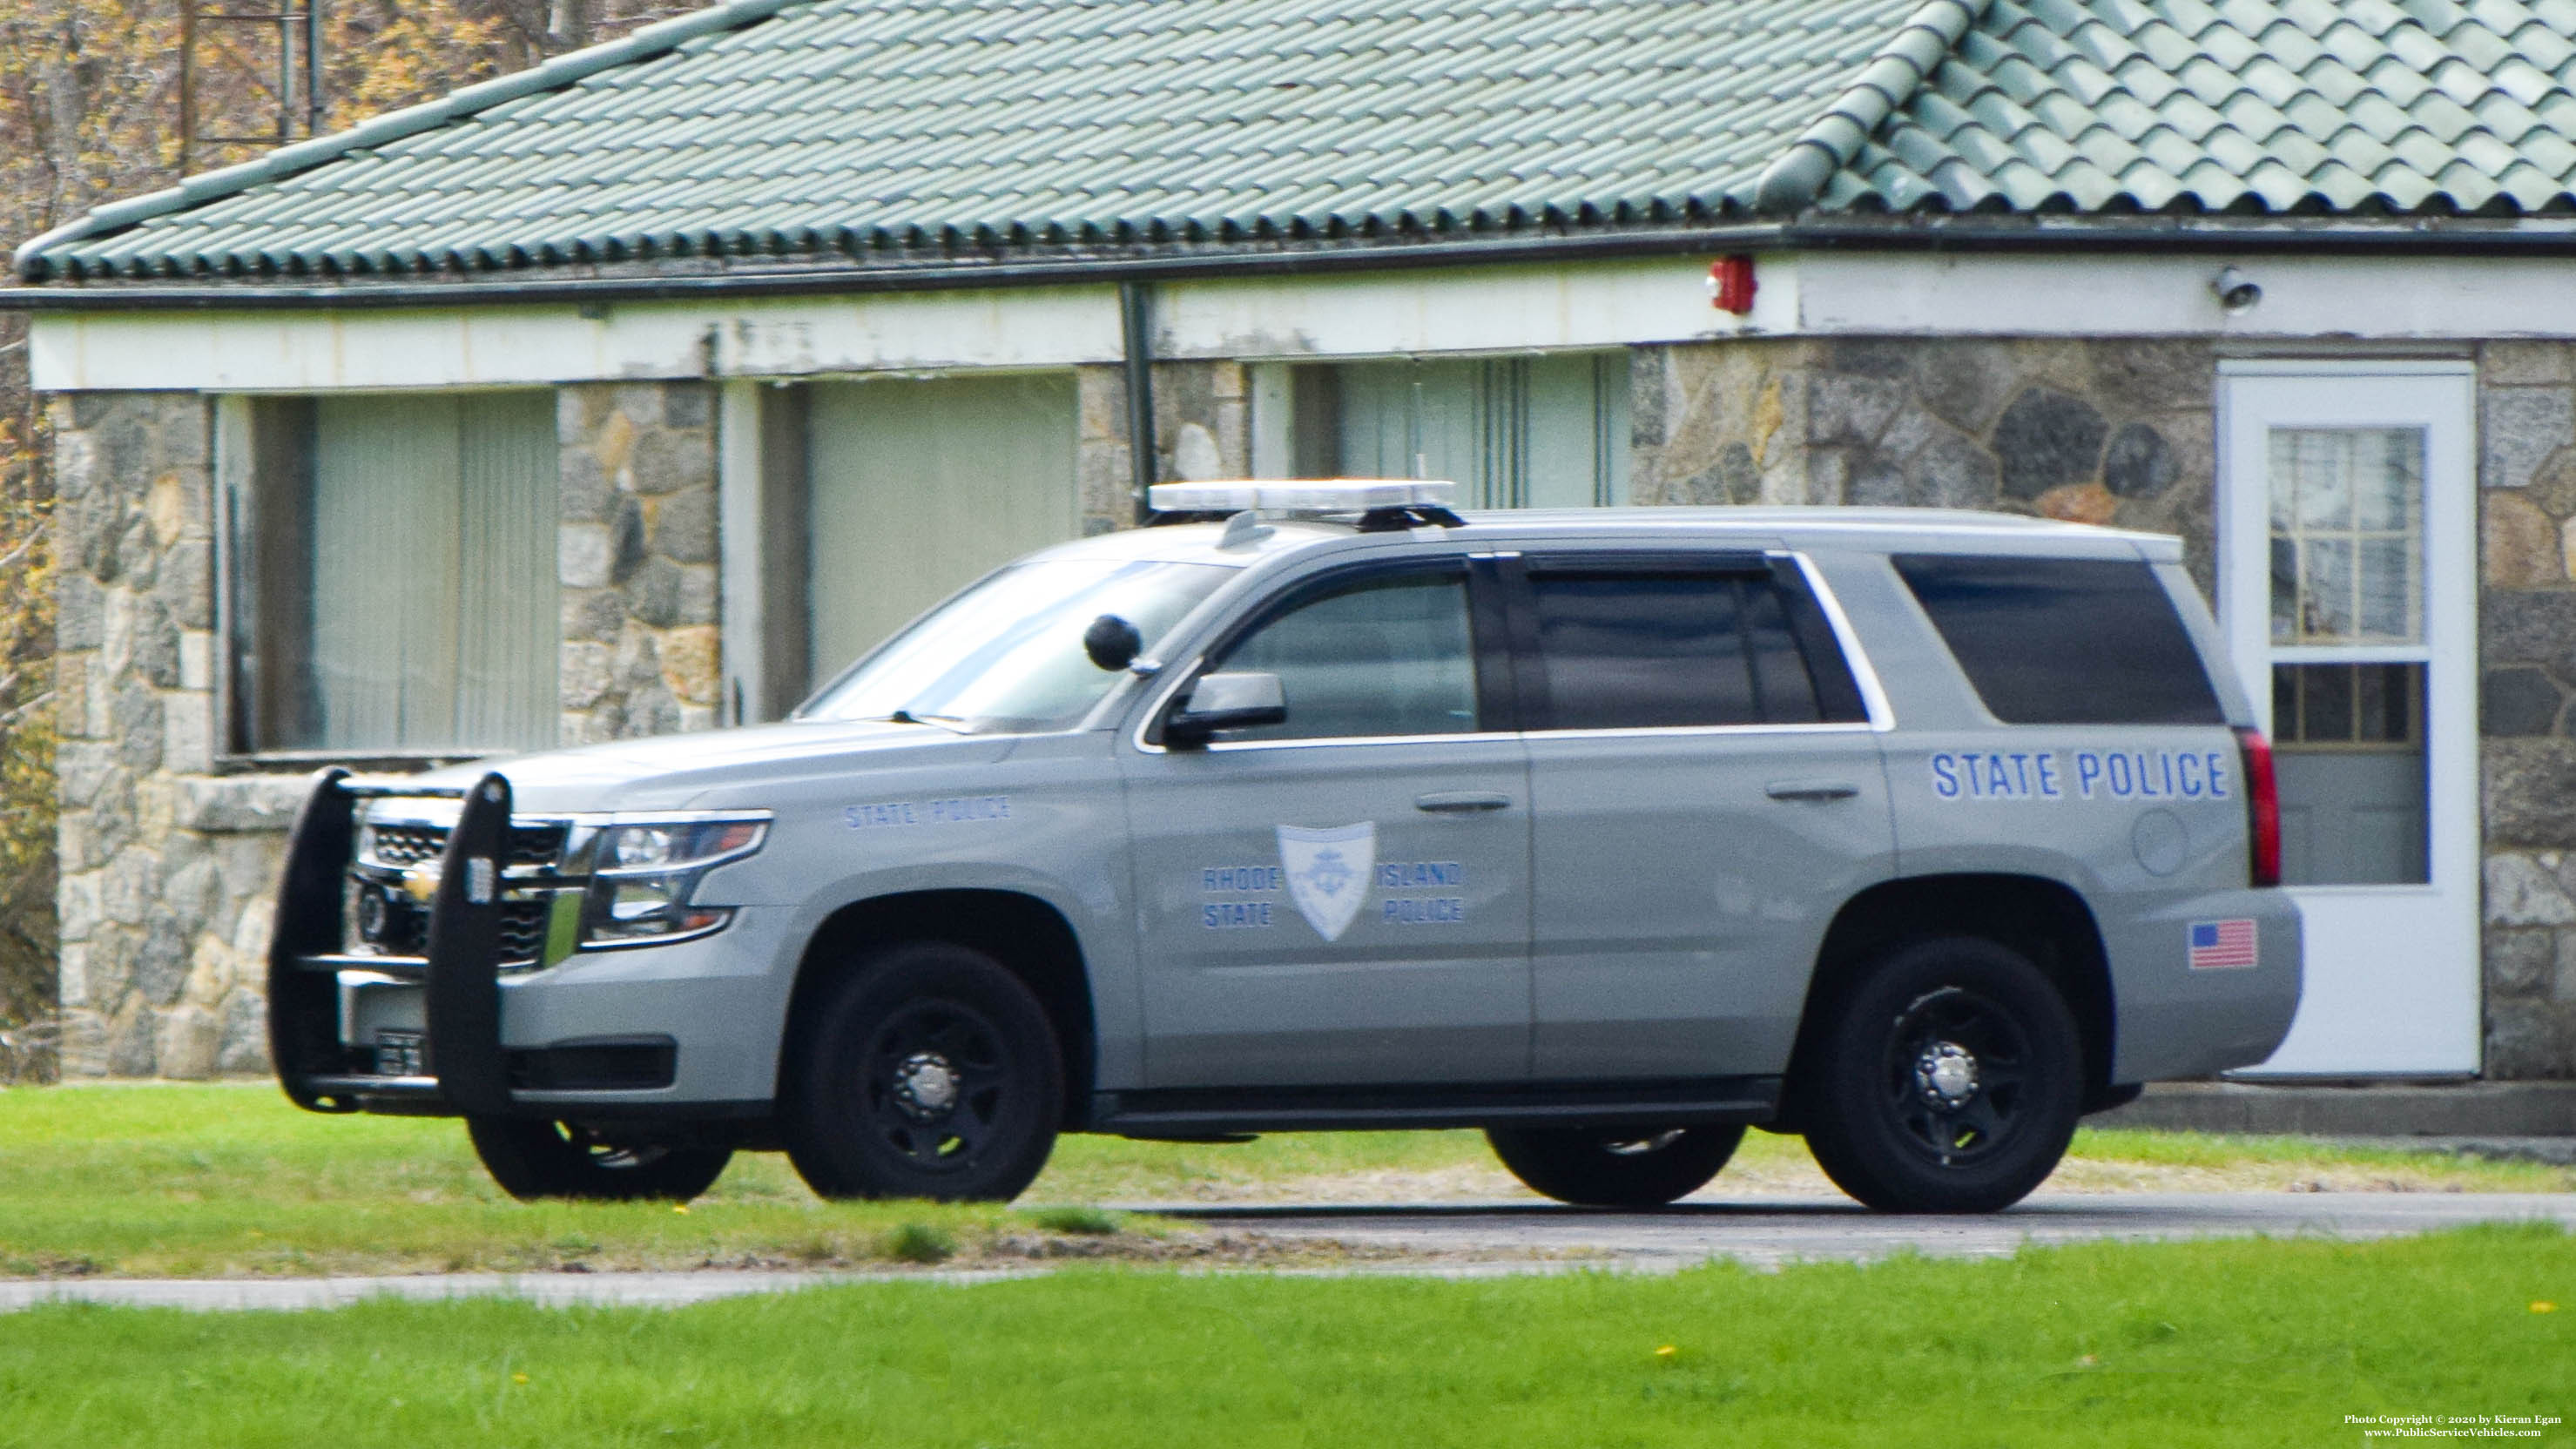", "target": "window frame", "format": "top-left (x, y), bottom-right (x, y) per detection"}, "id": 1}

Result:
top-left (211, 389), bottom-right (563, 767)
top-left (1498, 549), bottom-right (1877, 737)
